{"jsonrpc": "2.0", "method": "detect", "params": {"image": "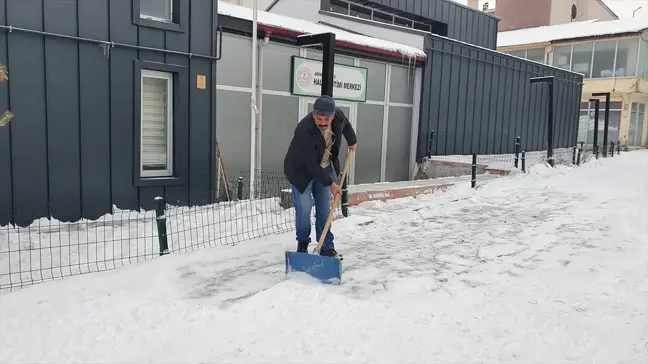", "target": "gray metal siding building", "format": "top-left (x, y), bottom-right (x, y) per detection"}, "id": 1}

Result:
top-left (0, 0), bottom-right (219, 226)
top-left (302, 0), bottom-right (584, 159)
top-left (339, 0), bottom-right (499, 49)
top-left (418, 36), bottom-right (584, 159)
